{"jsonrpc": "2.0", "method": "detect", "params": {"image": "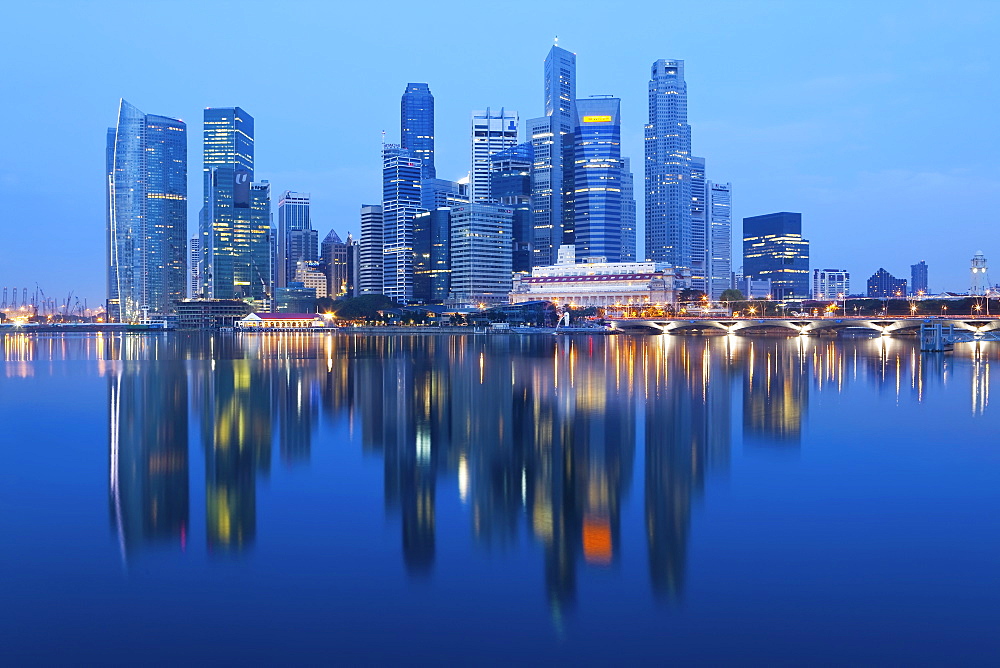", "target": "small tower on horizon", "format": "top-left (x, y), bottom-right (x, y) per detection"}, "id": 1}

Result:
top-left (970, 251), bottom-right (988, 295)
